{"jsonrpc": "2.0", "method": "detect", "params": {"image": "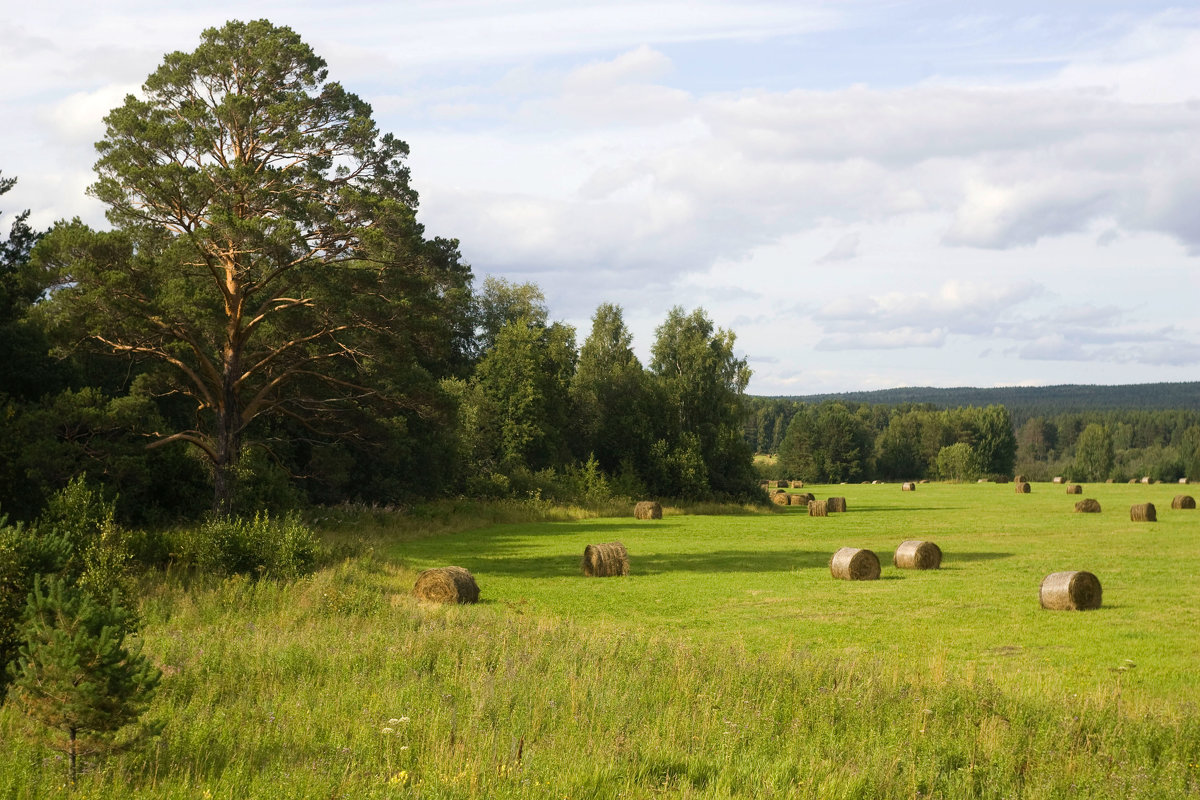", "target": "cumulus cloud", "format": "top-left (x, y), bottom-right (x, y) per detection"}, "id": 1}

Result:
top-left (816, 232), bottom-right (860, 263)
